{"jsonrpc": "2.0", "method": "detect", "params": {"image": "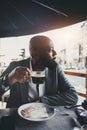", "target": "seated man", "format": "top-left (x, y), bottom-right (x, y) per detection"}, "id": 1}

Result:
top-left (0, 35), bottom-right (78, 108)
